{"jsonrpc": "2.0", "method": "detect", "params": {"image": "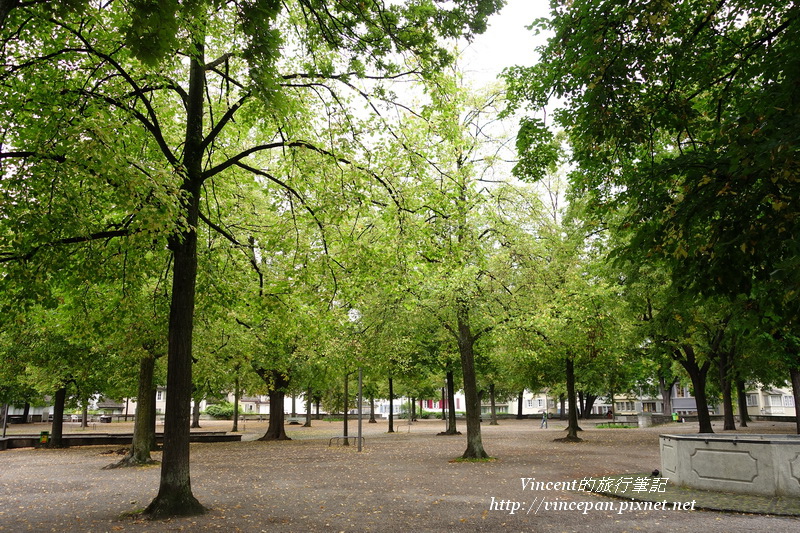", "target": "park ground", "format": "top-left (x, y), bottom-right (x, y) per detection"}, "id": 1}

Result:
top-left (1, 417), bottom-right (799, 532)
